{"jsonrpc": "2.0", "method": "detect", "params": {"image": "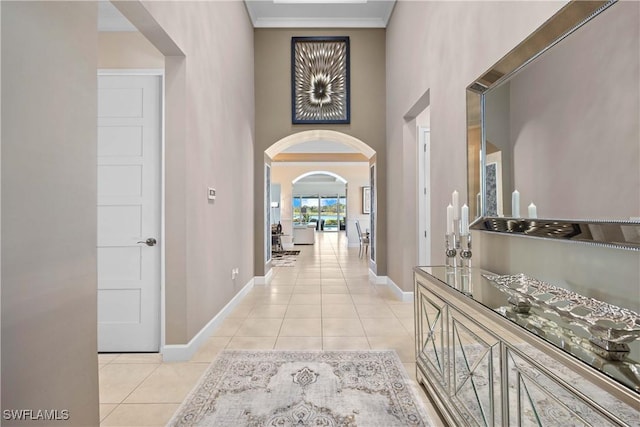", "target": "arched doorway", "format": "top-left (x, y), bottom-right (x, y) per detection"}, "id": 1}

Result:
top-left (263, 130), bottom-right (377, 275)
